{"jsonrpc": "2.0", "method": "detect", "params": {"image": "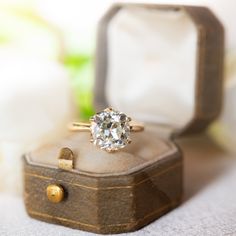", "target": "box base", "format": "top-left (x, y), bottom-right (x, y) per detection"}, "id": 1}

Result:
top-left (26, 200), bottom-right (181, 234)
